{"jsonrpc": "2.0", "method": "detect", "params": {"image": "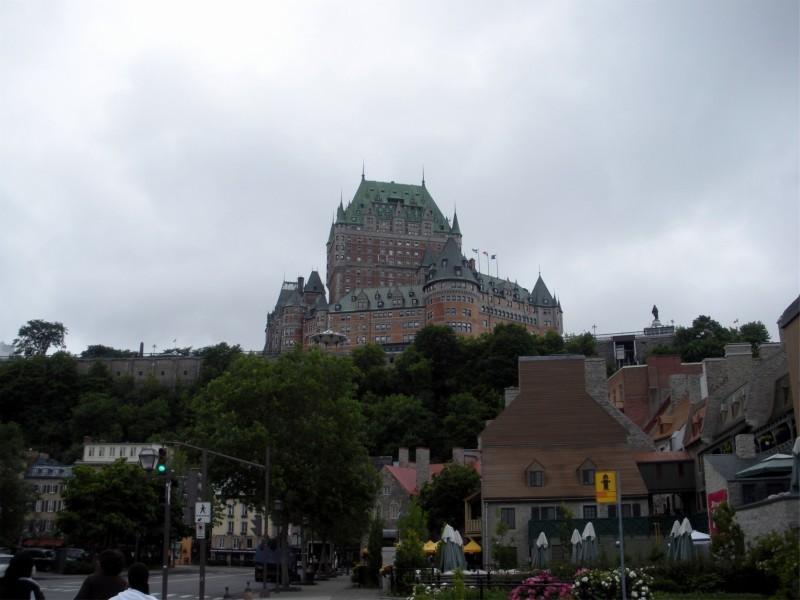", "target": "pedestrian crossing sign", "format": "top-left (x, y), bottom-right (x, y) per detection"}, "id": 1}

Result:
top-left (595, 471), bottom-right (617, 504)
